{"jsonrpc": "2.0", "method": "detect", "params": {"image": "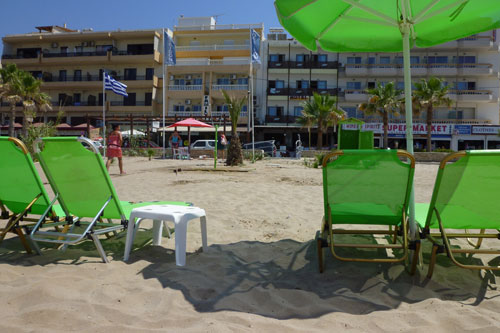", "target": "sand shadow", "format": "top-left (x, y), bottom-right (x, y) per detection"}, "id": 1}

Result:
top-left (132, 238), bottom-right (499, 319)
